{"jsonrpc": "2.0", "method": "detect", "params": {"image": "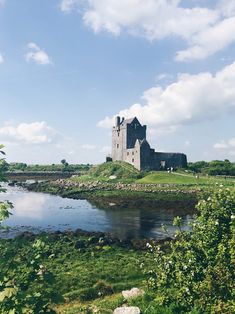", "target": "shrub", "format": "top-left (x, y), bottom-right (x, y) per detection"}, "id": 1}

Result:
top-left (145, 187), bottom-right (235, 313)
